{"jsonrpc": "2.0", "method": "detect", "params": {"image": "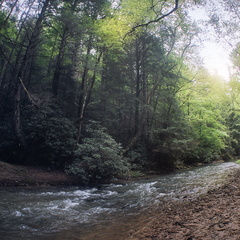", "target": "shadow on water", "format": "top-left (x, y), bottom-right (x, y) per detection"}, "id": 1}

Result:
top-left (0, 162), bottom-right (239, 240)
